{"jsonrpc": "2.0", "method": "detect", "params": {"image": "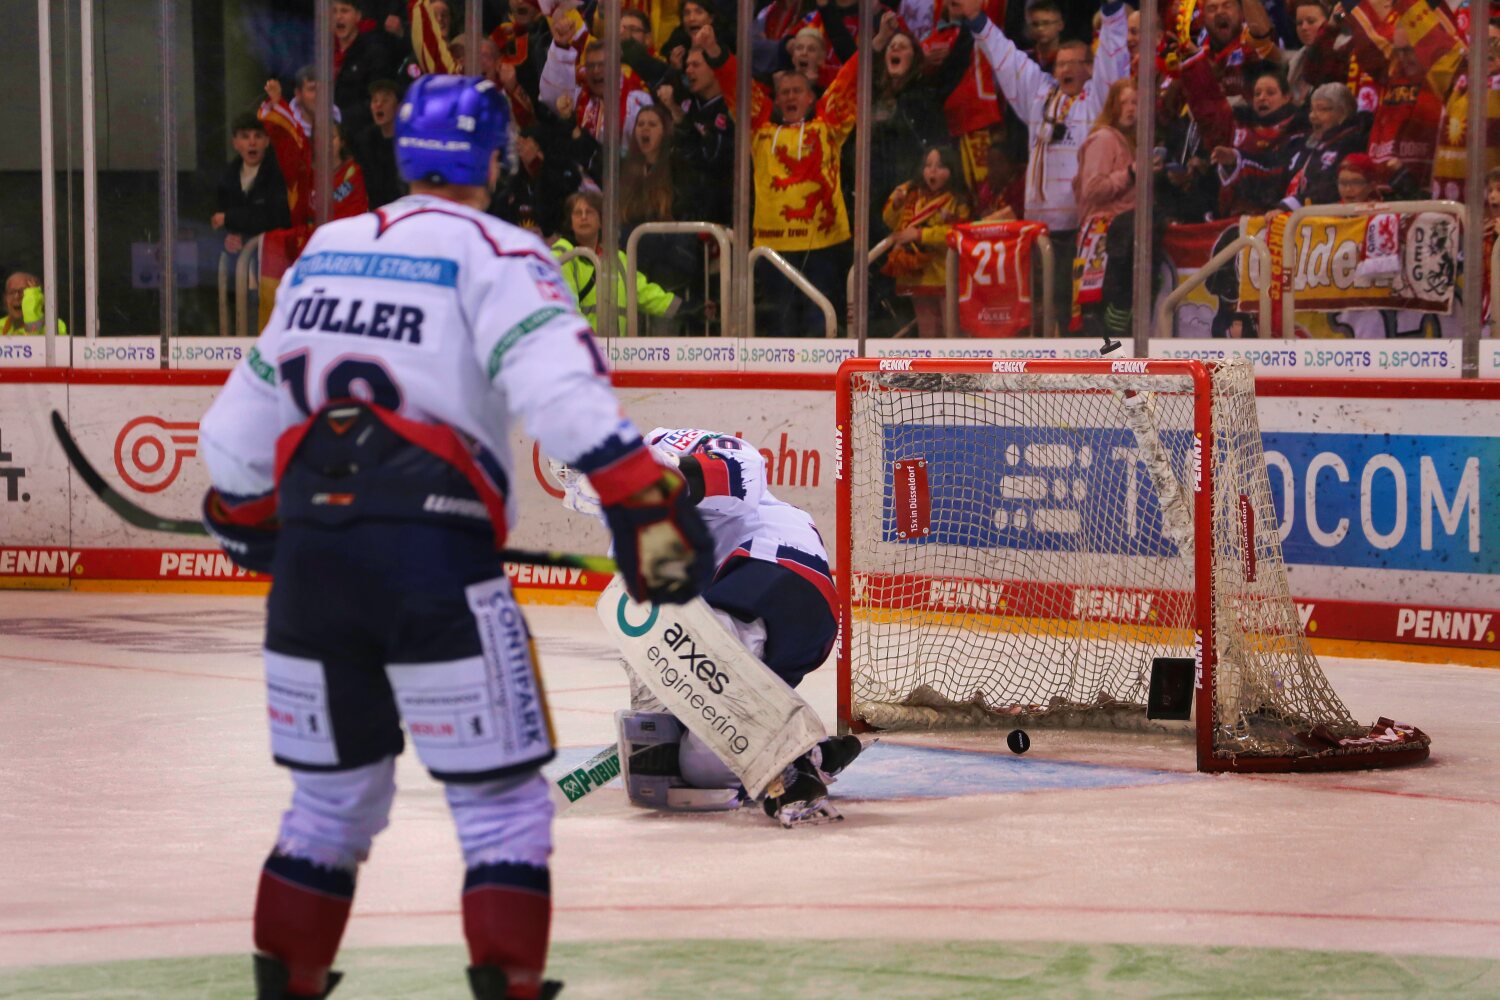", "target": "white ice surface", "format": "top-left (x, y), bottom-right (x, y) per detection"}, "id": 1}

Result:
top-left (1, 592), bottom-right (1497, 969)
